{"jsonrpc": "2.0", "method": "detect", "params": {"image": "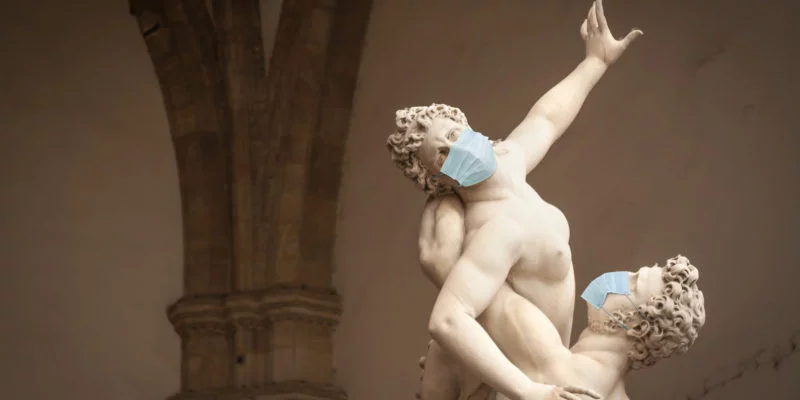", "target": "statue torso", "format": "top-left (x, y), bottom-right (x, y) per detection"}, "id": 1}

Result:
top-left (463, 146), bottom-right (576, 343)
